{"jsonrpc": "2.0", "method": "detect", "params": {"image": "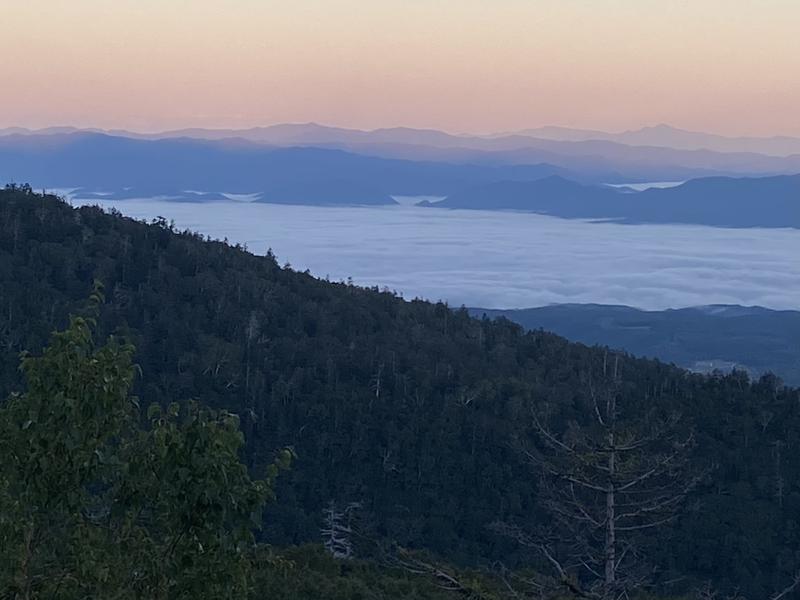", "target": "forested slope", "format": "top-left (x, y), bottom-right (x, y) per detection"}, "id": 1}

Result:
top-left (1, 186), bottom-right (799, 597)
top-left (472, 304), bottom-right (800, 385)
